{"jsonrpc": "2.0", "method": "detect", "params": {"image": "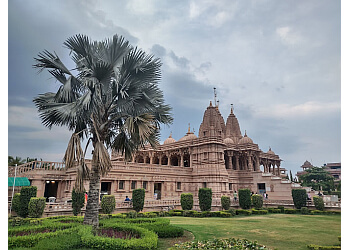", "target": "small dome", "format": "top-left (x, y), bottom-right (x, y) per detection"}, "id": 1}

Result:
top-left (164, 134), bottom-right (176, 144)
top-left (238, 131), bottom-right (253, 144)
top-left (179, 124), bottom-right (197, 141)
top-left (224, 137), bottom-right (234, 144)
top-left (267, 147), bottom-right (275, 155)
top-left (179, 133), bottom-right (197, 141)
